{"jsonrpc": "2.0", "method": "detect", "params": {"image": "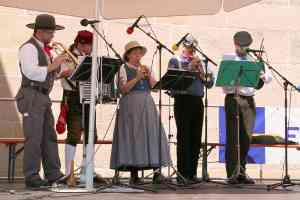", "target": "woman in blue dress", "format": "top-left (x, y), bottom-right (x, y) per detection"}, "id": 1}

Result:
top-left (110, 41), bottom-right (171, 184)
